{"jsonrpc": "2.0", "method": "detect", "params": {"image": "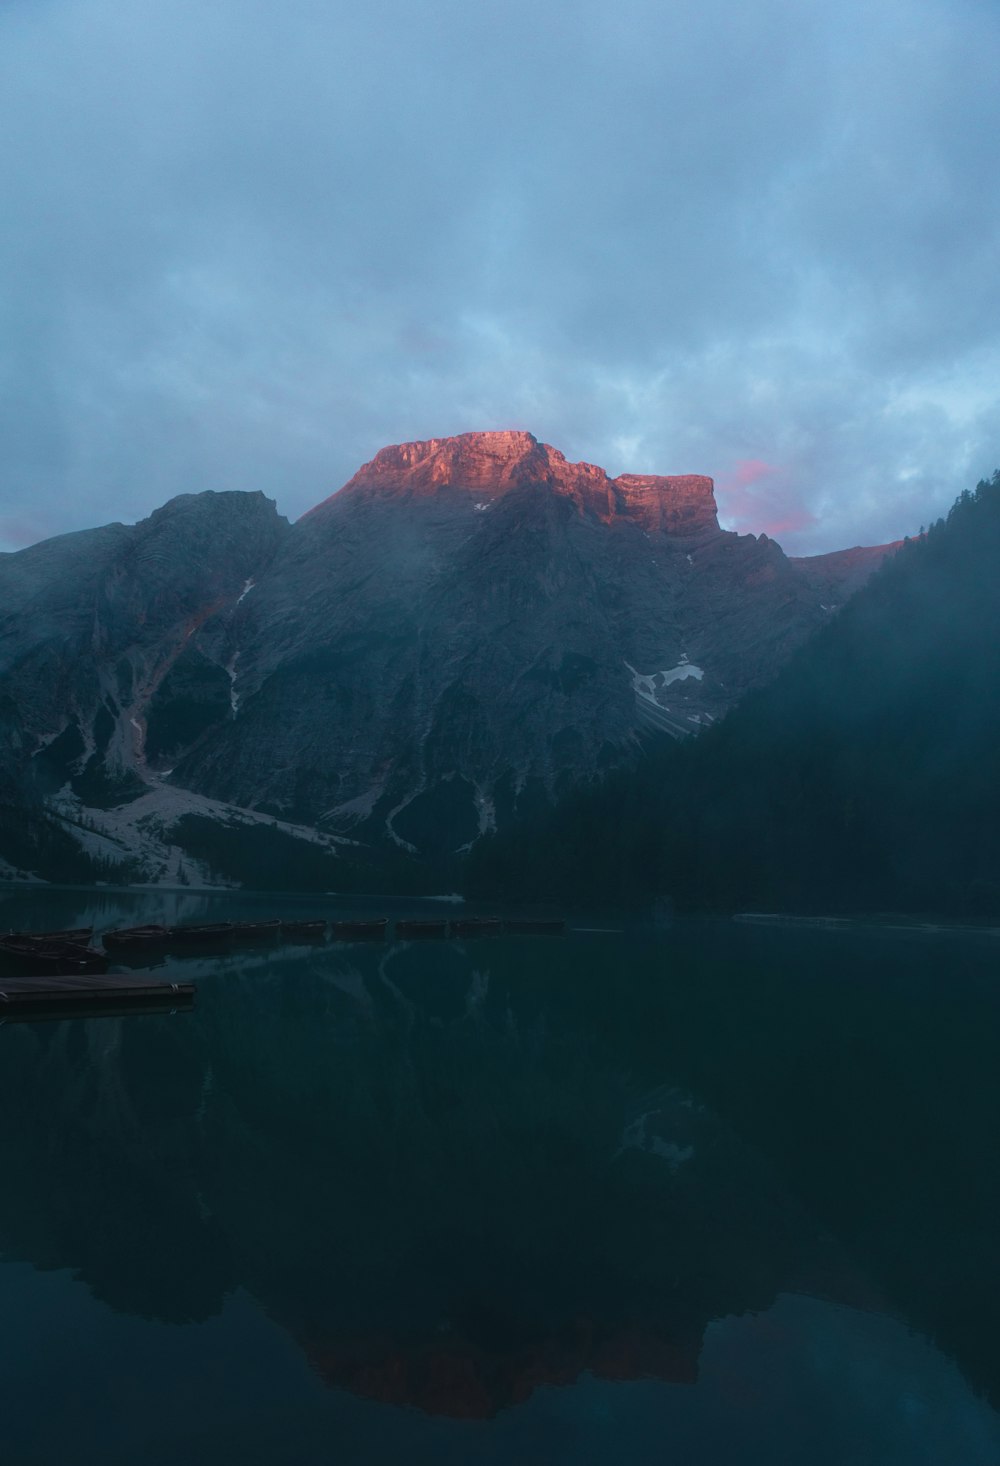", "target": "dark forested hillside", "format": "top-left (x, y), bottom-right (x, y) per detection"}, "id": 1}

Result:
top-left (467, 472), bottom-right (1000, 917)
